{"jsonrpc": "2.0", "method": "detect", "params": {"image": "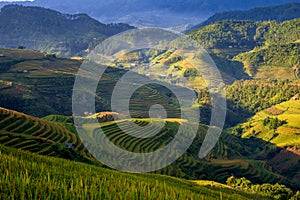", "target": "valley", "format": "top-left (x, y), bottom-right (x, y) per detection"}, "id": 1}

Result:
top-left (0, 2), bottom-right (300, 199)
